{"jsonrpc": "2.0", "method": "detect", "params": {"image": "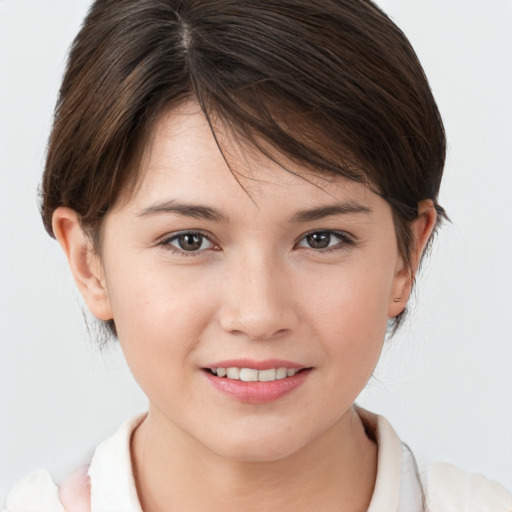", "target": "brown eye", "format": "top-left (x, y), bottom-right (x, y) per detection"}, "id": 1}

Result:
top-left (297, 230), bottom-right (354, 251)
top-left (305, 232), bottom-right (332, 249)
top-left (162, 232), bottom-right (215, 253)
top-left (177, 233), bottom-right (203, 251)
